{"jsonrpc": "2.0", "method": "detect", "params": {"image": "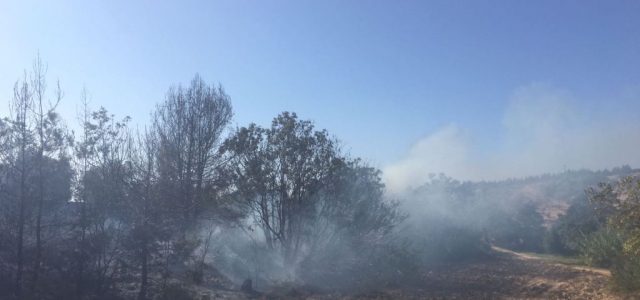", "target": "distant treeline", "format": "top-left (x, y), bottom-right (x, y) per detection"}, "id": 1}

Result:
top-left (403, 166), bottom-right (636, 254)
